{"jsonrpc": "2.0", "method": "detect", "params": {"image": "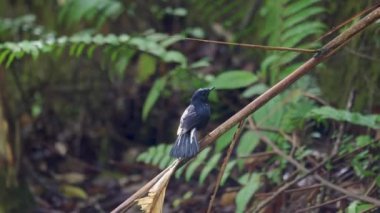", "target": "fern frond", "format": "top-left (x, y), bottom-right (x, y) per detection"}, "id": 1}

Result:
top-left (0, 33), bottom-right (186, 68)
top-left (58, 0), bottom-right (123, 28)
